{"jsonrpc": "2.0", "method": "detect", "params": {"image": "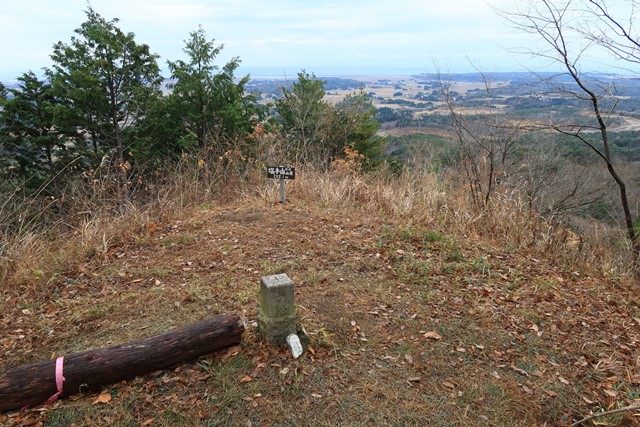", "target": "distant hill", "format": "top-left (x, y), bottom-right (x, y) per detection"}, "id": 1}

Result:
top-left (246, 76), bottom-right (364, 98)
